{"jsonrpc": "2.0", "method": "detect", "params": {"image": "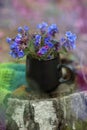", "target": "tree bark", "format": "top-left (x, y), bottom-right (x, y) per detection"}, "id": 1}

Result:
top-left (6, 90), bottom-right (87, 130)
